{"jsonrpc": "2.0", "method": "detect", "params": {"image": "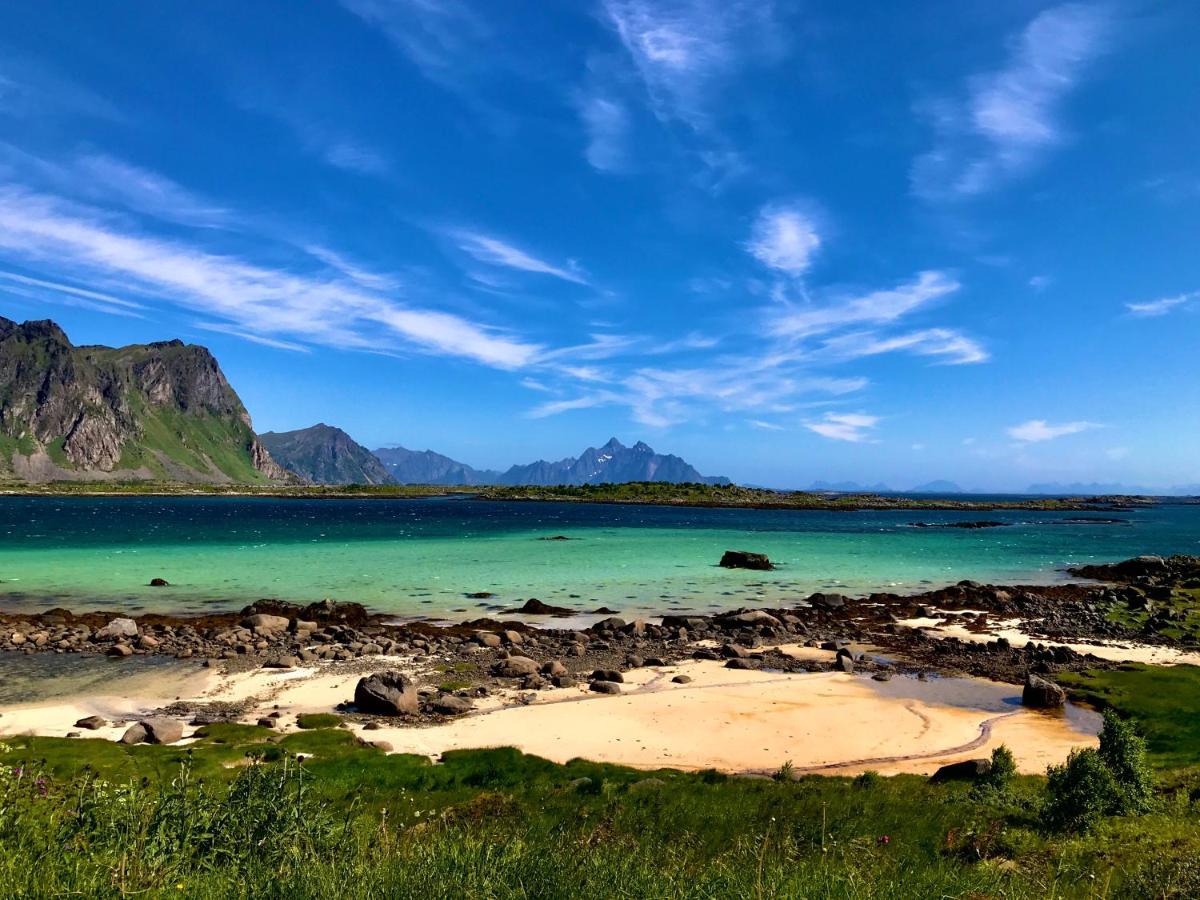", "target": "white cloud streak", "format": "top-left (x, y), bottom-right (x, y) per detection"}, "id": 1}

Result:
top-left (774, 270), bottom-right (961, 337)
top-left (913, 3), bottom-right (1112, 200)
top-left (1007, 419), bottom-right (1100, 442)
top-left (452, 230), bottom-right (589, 285)
top-left (0, 187), bottom-right (540, 368)
top-left (805, 412), bottom-right (879, 443)
top-left (1126, 292), bottom-right (1195, 317)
